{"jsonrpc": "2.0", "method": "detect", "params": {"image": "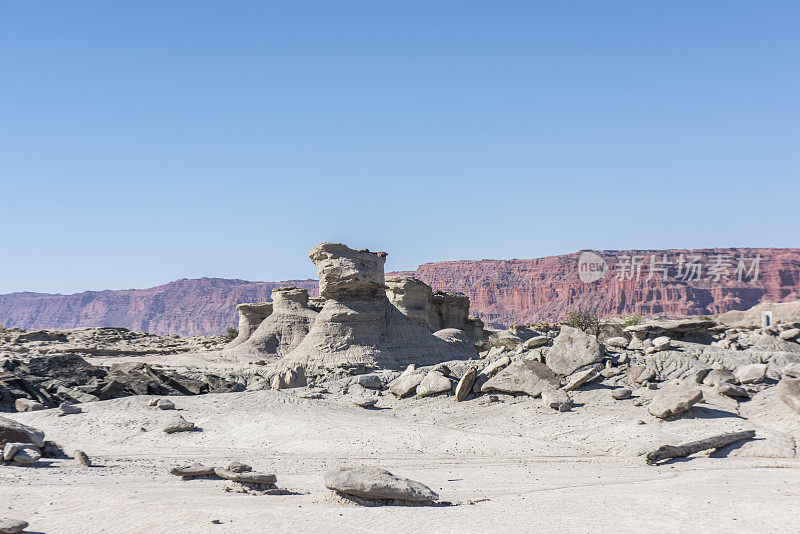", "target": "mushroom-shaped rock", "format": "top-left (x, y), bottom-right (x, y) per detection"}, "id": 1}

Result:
top-left (279, 243), bottom-right (475, 370)
top-left (323, 466), bottom-right (439, 503)
top-left (226, 302), bottom-right (274, 348)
